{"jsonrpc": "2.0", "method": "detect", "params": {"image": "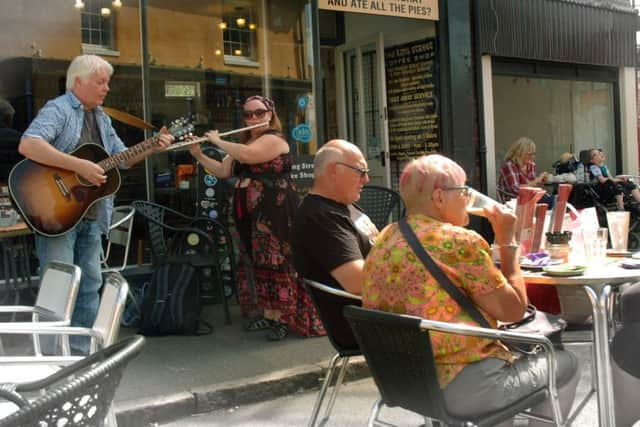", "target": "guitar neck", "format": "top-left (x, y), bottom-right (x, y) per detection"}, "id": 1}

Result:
top-left (97, 136), bottom-right (159, 172)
